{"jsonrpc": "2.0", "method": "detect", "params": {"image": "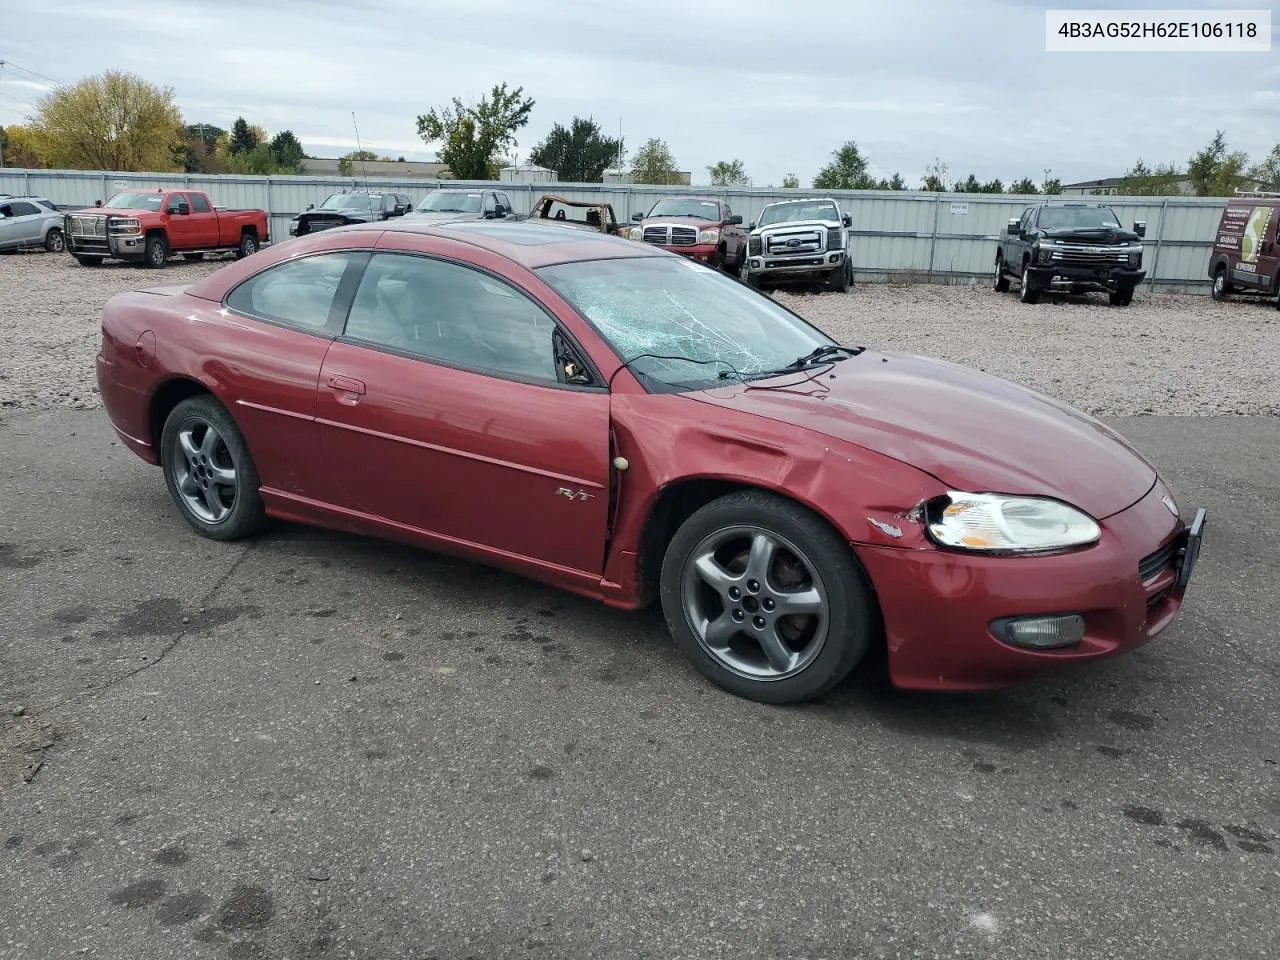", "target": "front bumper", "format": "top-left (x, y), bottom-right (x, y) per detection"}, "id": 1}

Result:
top-left (856, 480), bottom-right (1205, 691)
top-left (65, 230), bottom-right (147, 261)
top-left (745, 249), bottom-right (845, 276)
top-left (636, 241), bottom-right (721, 264)
top-left (1026, 263), bottom-right (1145, 290)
